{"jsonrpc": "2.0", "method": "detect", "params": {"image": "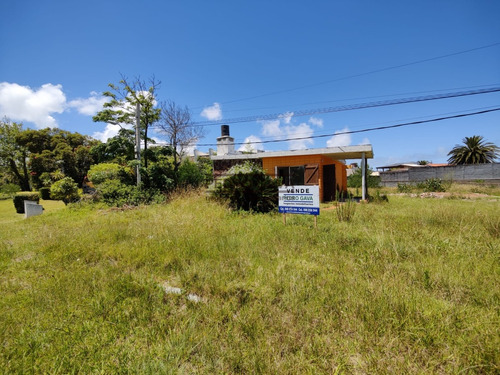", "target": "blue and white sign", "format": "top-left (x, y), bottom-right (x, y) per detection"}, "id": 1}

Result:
top-left (279, 185), bottom-right (320, 215)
